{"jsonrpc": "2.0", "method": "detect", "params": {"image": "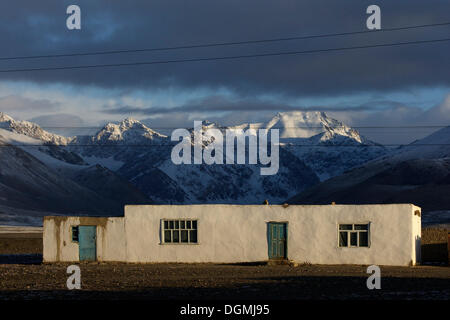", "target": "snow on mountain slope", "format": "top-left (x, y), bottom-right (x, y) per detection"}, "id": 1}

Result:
top-left (0, 111), bottom-right (389, 210)
top-left (68, 112), bottom-right (386, 198)
top-left (70, 117), bottom-right (170, 163)
top-left (75, 117), bottom-right (320, 204)
top-left (91, 117), bottom-right (167, 144)
top-left (226, 111), bottom-right (362, 141)
top-left (262, 112), bottom-right (388, 180)
top-left (388, 125), bottom-right (450, 160)
top-left (0, 128), bottom-right (86, 170)
top-left (0, 135), bottom-right (119, 222)
top-left (0, 112), bottom-right (72, 145)
top-left (146, 147), bottom-right (319, 204)
top-left (263, 111), bottom-right (363, 141)
top-left (0, 113), bottom-right (86, 166)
